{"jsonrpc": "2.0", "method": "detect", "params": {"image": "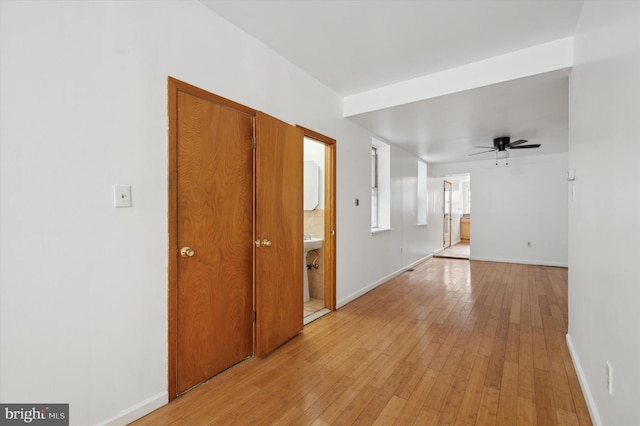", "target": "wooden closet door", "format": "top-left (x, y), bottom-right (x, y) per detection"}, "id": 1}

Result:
top-left (173, 89), bottom-right (254, 395)
top-left (255, 112), bottom-right (303, 357)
